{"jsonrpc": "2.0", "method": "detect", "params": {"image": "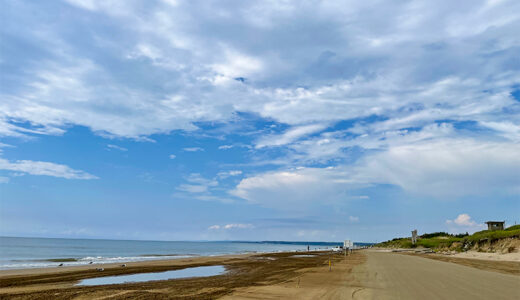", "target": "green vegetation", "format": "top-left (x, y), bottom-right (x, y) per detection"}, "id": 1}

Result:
top-left (376, 225), bottom-right (520, 252)
top-left (420, 232), bottom-right (450, 238)
top-left (505, 224), bottom-right (520, 231)
top-left (464, 227), bottom-right (520, 244)
top-left (377, 236), bottom-right (462, 250)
